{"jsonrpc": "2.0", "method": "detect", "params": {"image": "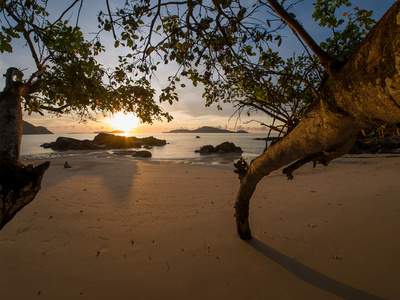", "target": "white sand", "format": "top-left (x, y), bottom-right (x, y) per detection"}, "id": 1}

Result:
top-left (1, 153), bottom-right (399, 299)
